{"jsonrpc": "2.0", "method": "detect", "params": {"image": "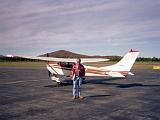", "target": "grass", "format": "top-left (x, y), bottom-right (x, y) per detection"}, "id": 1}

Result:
top-left (85, 61), bottom-right (160, 70)
top-left (0, 62), bottom-right (46, 68)
top-left (0, 61), bottom-right (159, 70)
top-left (133, 61), bottom-right (160, 70)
